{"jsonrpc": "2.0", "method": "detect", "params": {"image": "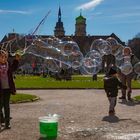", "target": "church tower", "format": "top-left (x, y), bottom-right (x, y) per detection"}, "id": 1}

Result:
top-left (54, 7), bottom-right (65, 37)
top-left (75, 12), bottom-right (86, 36)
